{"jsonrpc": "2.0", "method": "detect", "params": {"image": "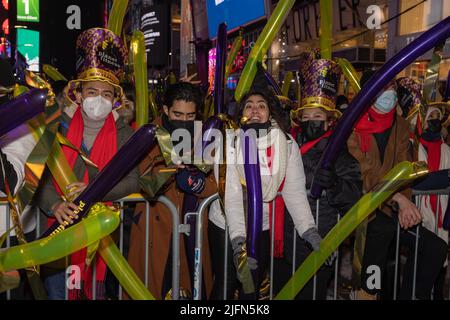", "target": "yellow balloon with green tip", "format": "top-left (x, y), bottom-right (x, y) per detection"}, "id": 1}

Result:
top-left (234, 0), bottom-right (295, 102)
top-left (275, 161), bottom-right (429, 300)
